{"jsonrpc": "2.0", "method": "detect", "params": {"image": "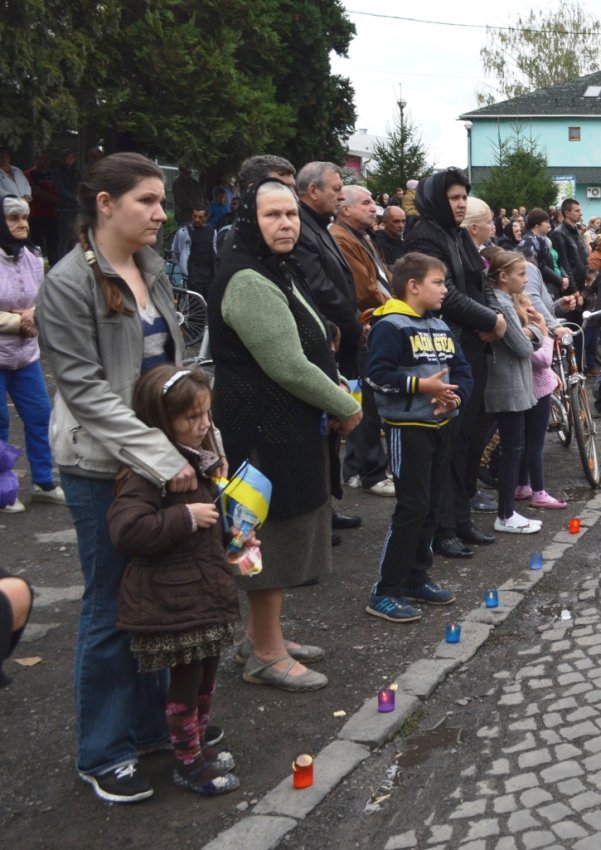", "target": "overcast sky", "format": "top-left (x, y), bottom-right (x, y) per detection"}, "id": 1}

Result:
top-left (330, 0), bottom-right (596, 170)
